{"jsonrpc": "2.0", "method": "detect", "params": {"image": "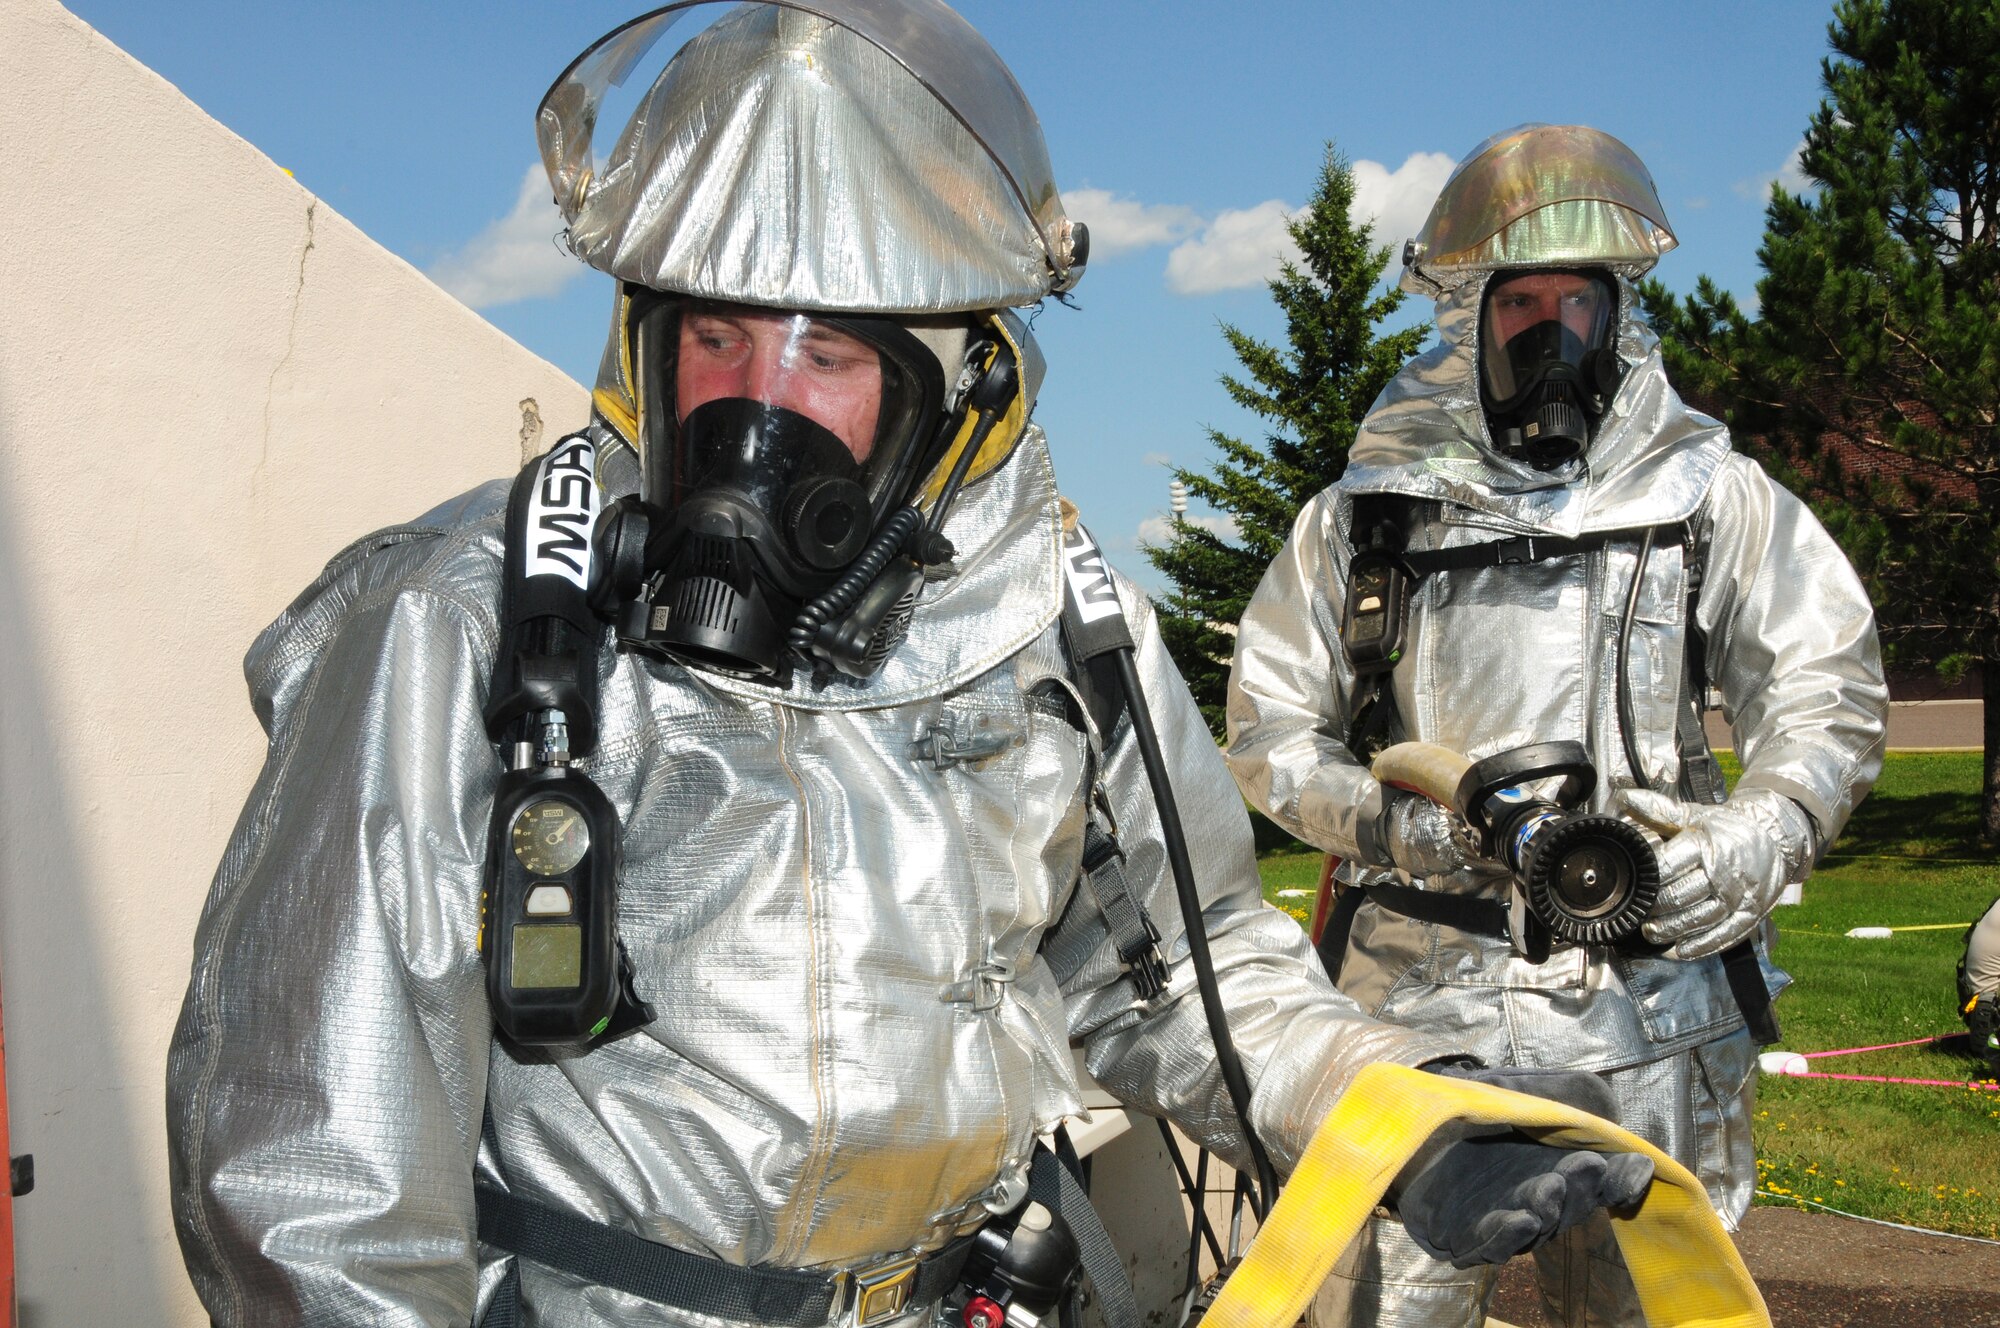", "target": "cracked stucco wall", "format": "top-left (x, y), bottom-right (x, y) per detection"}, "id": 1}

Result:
top-left (0, 3), bottom-right (589, 1322)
